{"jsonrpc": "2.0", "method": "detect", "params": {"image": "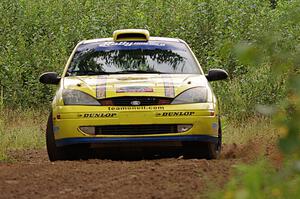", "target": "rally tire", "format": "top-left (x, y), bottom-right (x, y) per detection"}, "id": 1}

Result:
top-left (207, 142), bottom-right (220, 160)
top-left (182, 142), bottom-right (215, 160)
top-left (205, 118), bottom-right (223, 159)
top-left (46, 113), bottom-right (69, 161)
top-left (183, 118), bottom-right (222, 160)
top-left (46, 113), bottom-right (89, 161)
top-left (215, 117), bottom-right (223, 158)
